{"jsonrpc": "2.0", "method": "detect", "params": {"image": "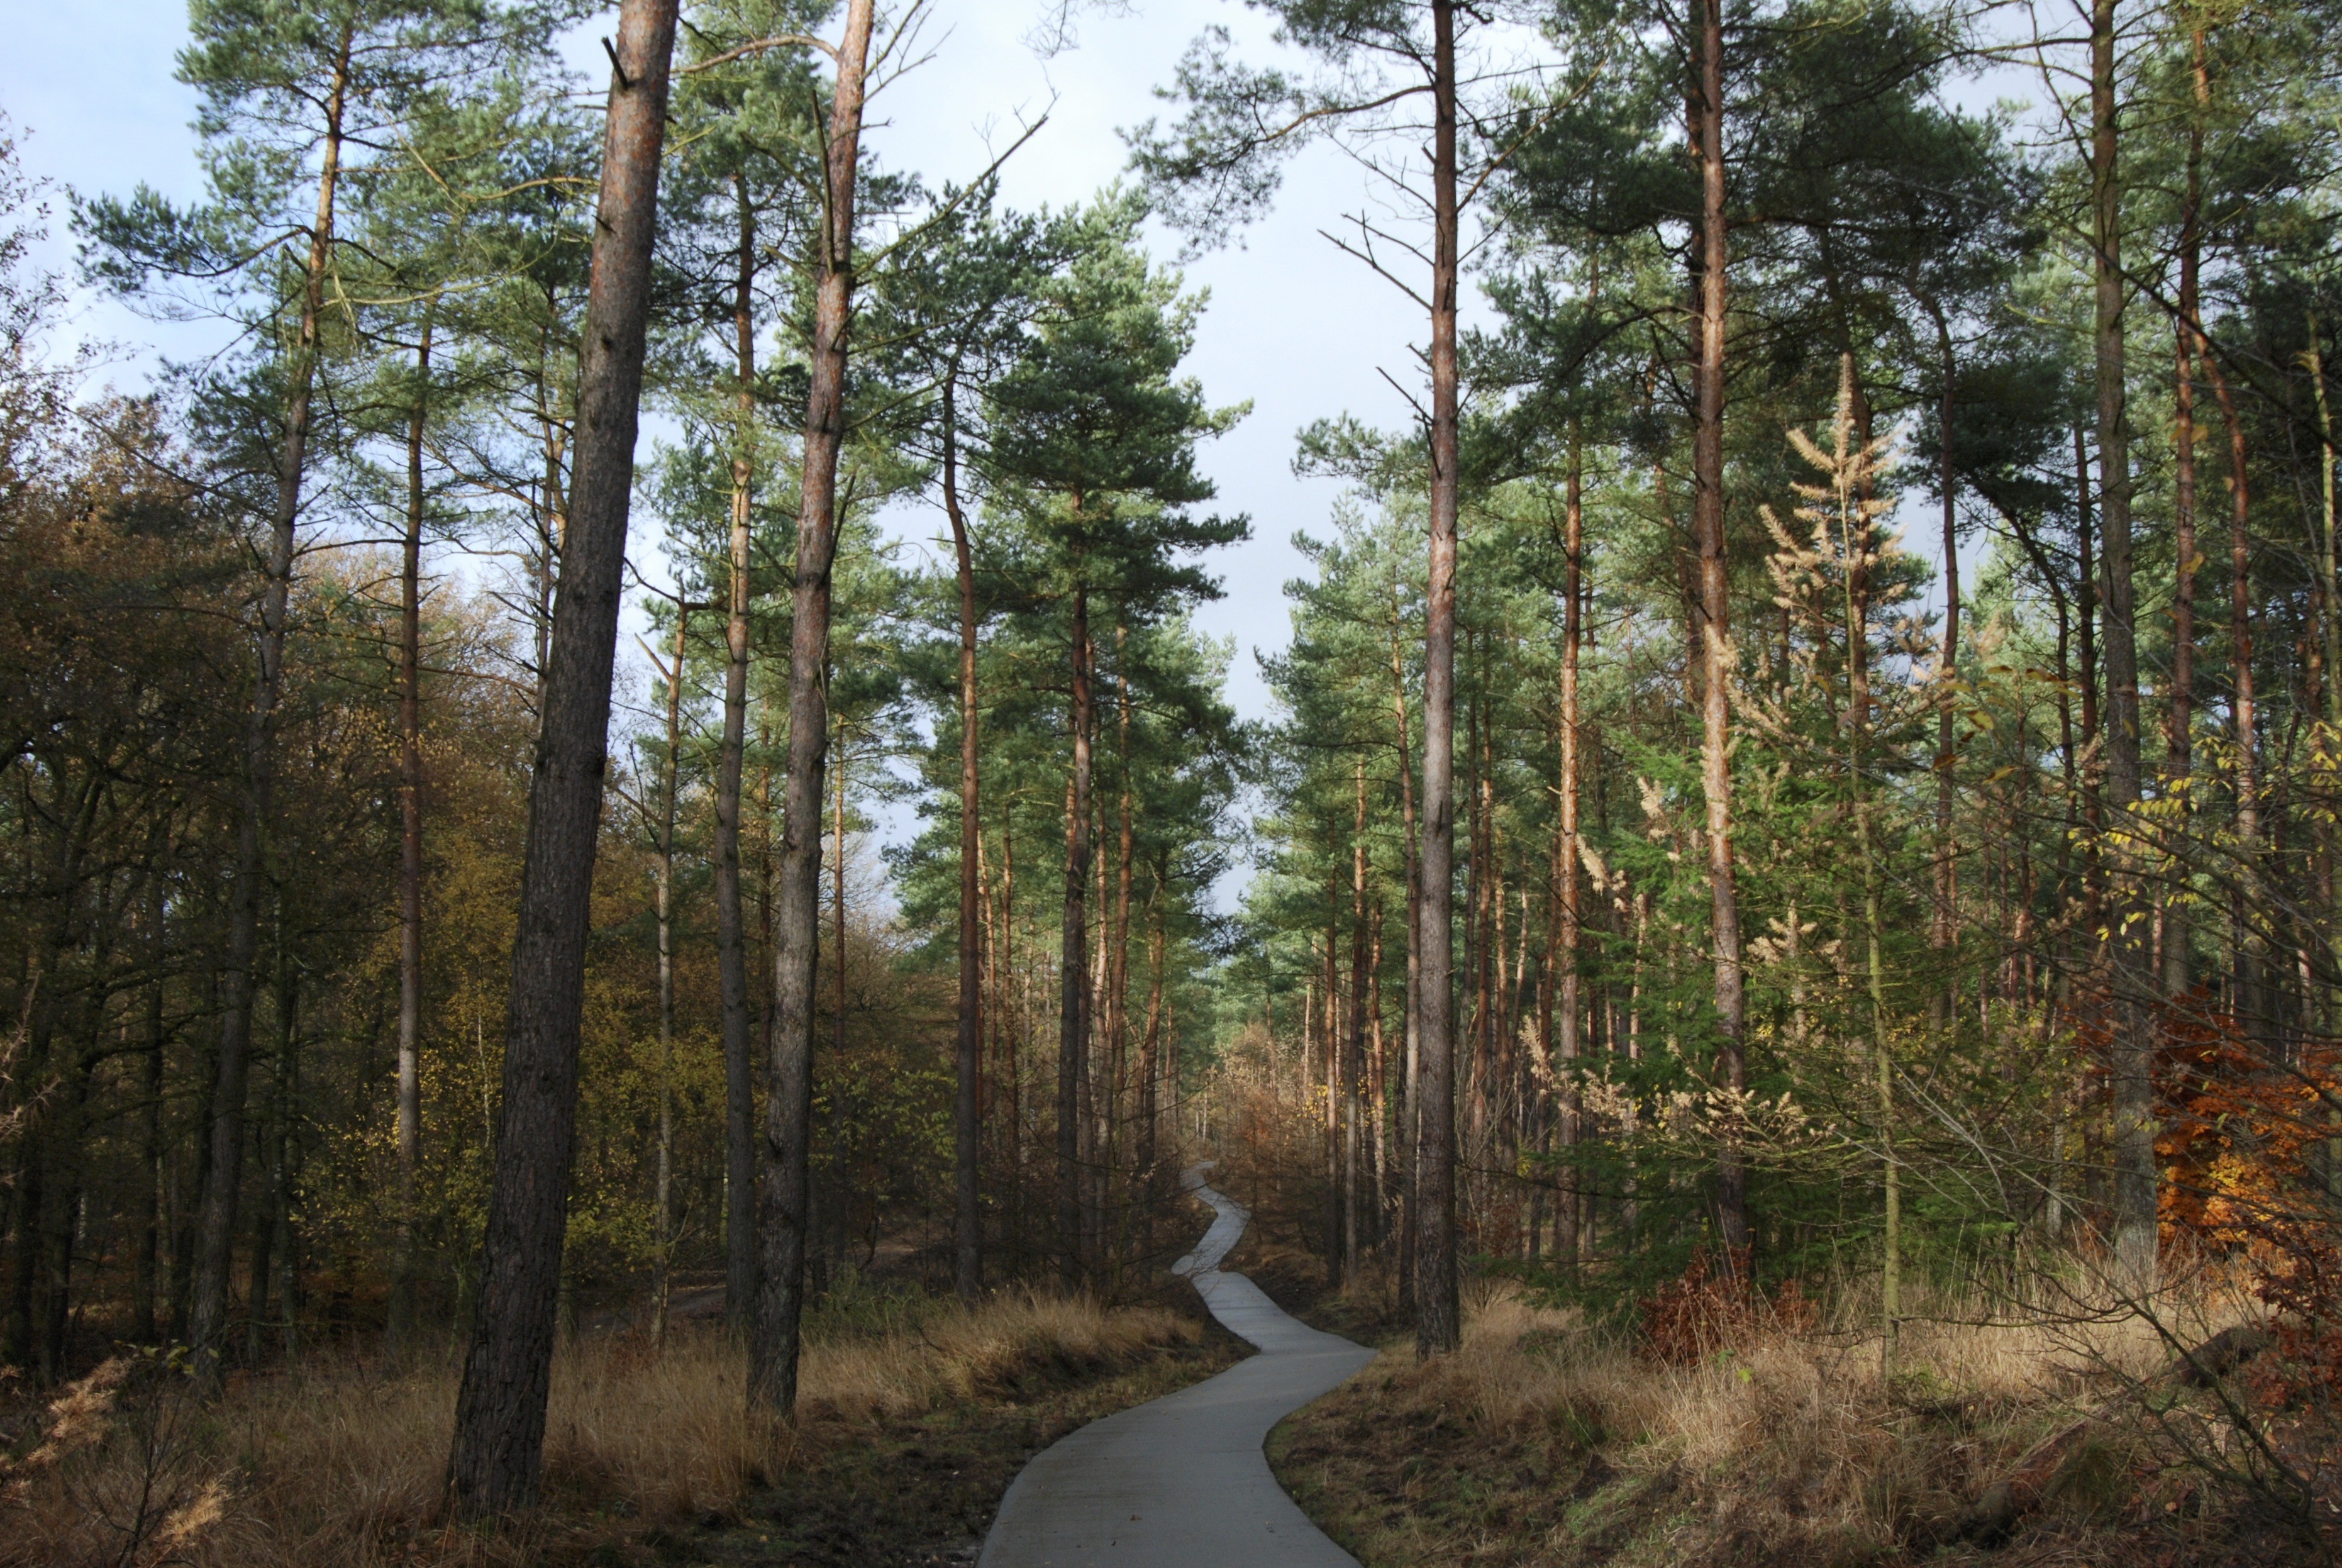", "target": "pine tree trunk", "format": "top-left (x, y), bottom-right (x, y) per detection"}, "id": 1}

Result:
top-left (652, 612), bottom-right (687, 1347)
top-left (2166, 41), bottom-right (2201, 999)
top-left (445, 0), bottom-right (677, 1510)
top-left (750, 0), bottom-right (875, 1416)
top-left (1929, 310), bottom-right (1962, 1016)
top-left (2089, 0), bottom-right (2155, 1292)
top-left (1415, 0), bottom-right (1463, 1358)
top-left (1556, 426), bottom-right (1584, 1266)
top-left (943, 369), bottom-right (984, 1302)
top-left (189, 26), bottom-right (351, 1388)
top-left (1689, 0), bottom-right (1750, 1272)
top-left (391, 318), bottom-right (431, 1358)
top-left (2201, 350), bottom-right (2262, 1038)
top-left (1058, 587), bottom-right (1094, 1287)
top-left (716, 177), bottom-right (758, 1328)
